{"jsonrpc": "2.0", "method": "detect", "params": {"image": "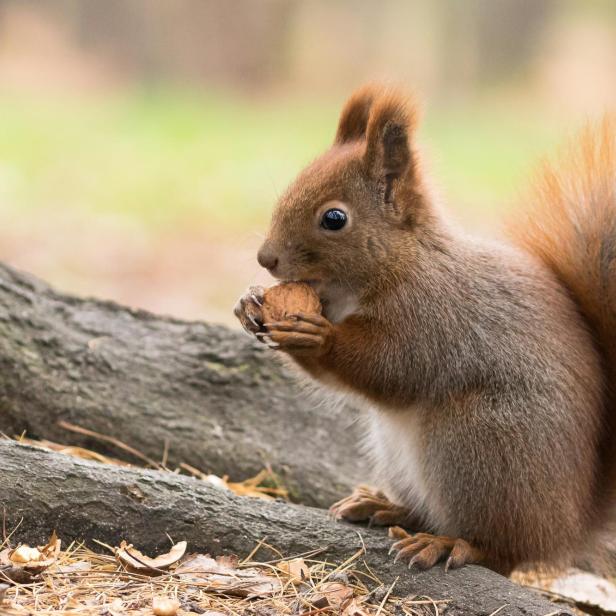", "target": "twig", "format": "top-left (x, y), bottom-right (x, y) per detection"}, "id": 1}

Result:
top-left (375, 576), bottom-right (398, 616)
top-left (161, 438), bottom-right (170, 469)
top-left (240, 537), bottom-right (270, 566)
top-left (57, 420), bottom-right (162, 469)
top-left (0, 518), bottom-right (23, 551)
top-left (249, 546), bottom-right (330, 565)
top-left (179, 462), bottom-right (206, 479)
top-left (92, 539), bottom-right (116, 553)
